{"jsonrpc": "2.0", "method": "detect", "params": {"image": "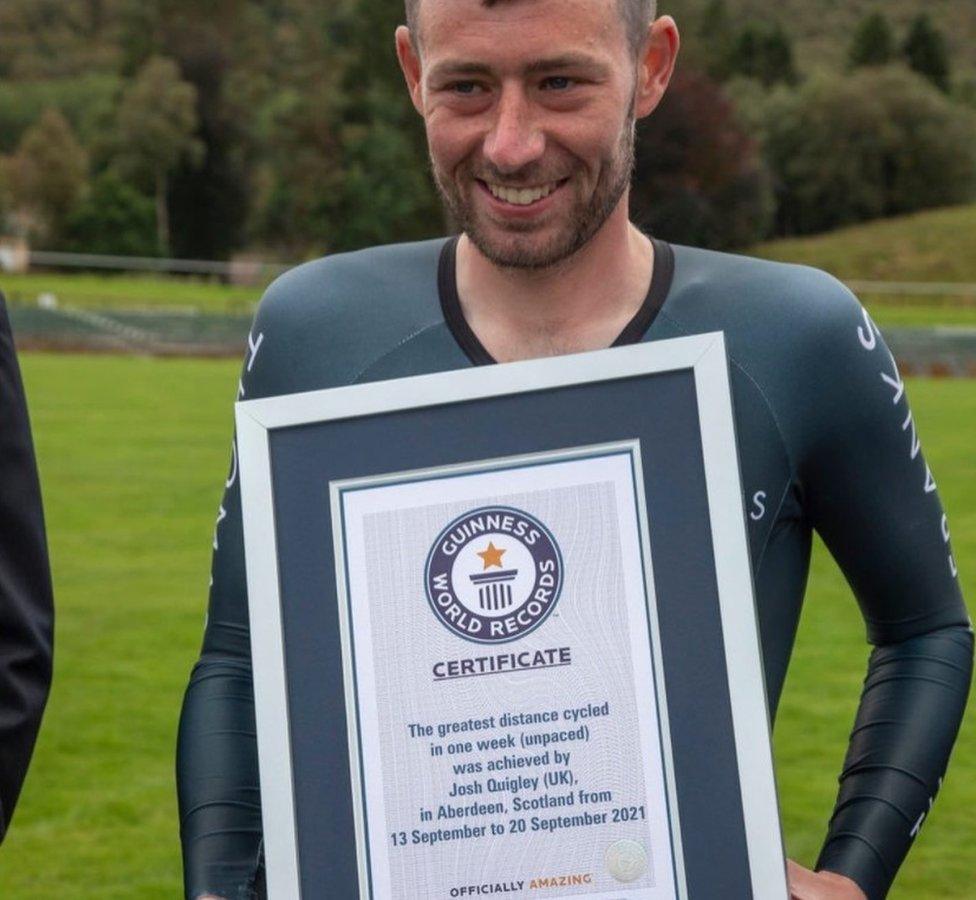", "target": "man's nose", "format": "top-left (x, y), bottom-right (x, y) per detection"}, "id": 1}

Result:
top-left (483, 86), bottom-right (545, 174)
